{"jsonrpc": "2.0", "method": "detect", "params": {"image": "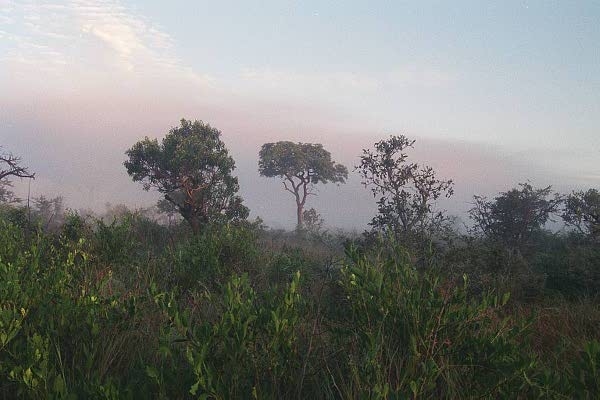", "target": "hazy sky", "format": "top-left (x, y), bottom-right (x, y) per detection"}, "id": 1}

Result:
top-left (1, 0), bottom-right (599, 229)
